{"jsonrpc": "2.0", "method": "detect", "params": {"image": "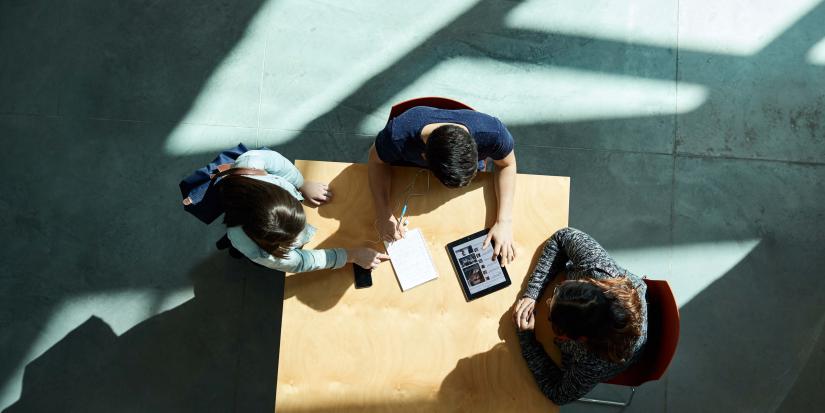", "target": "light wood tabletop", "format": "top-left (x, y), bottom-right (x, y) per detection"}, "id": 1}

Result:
top-left (275, 160), bottom-right (570, 413)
